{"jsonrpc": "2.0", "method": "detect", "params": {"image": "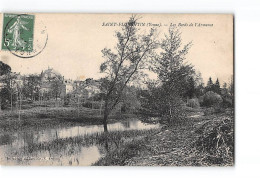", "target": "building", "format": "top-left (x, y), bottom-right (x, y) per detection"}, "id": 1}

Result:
top-left (37, 68), bottom-right (102, 100)
top-left (85, 78), bottom-right (101, 98)
top-left (39, 67), bottom-right (63, 97)
top-left (63, 79), bottom-right (73, 94)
